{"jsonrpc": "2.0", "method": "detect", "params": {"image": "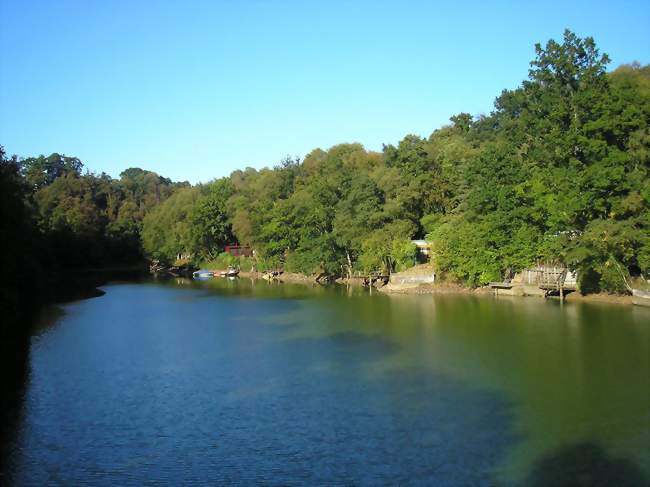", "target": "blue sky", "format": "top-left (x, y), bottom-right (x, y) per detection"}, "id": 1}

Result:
top-left (1, 0), bottom-right (648, 183)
